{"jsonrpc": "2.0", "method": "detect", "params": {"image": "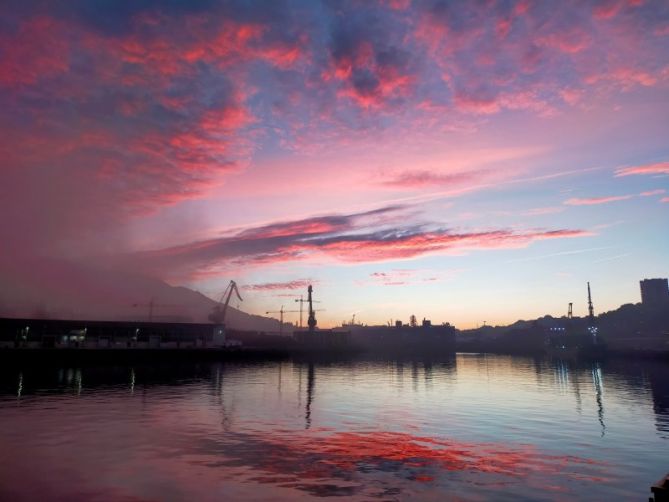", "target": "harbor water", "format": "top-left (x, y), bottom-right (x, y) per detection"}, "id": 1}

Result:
top-left (0, 354), bottom-right (667, 501)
